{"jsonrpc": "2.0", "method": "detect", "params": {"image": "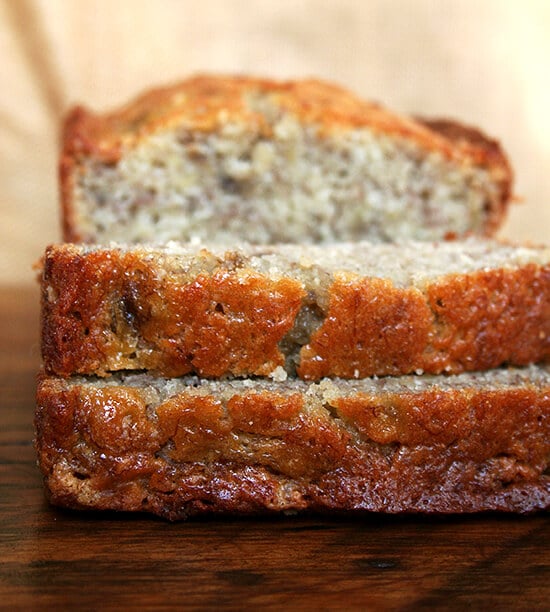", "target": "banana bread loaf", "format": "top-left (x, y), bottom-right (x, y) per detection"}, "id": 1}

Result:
top-left (60, 75), bottom-right (512, 245)
top-left (35, 366), bottom-right (550, 519)
top-left (41, 240), bottom-right (550, 379)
